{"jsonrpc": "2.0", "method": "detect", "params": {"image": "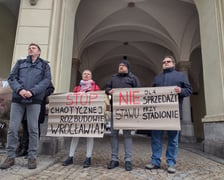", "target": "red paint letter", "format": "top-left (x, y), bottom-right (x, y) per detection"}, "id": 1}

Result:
top-left (119, 91), bottom-right (128, 105)
top-left (80, 93), bottom-right (88, 106)
top-left (133, 90), bottom-right (140, 104)
top-left (66, 93), bottom-right (73, 105)
top-left (89, 93), bottom-right (98, 105)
